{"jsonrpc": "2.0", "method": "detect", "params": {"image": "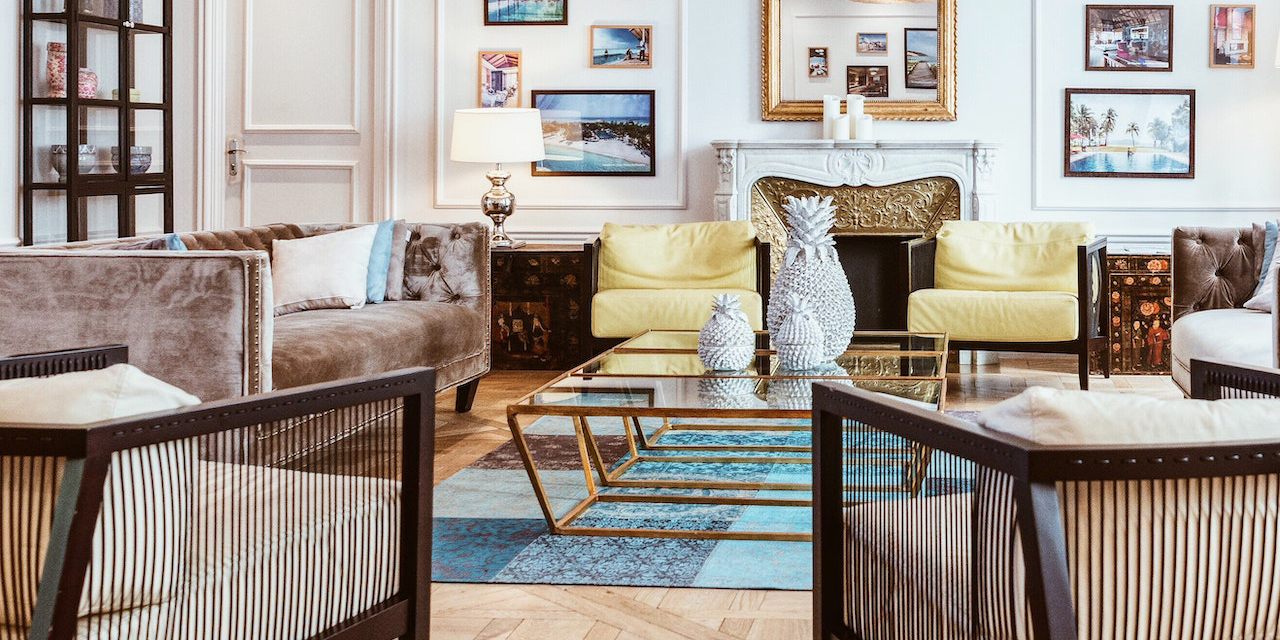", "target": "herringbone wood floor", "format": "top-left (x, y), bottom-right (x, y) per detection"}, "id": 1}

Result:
top-left (429, 354), bottom-right (1181, 640)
